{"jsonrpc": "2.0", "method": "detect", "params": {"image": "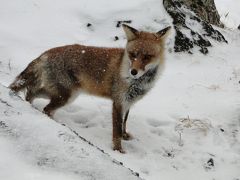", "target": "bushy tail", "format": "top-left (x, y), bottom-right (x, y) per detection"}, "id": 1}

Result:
top-left (9, 60), bottom-right (37, 92)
